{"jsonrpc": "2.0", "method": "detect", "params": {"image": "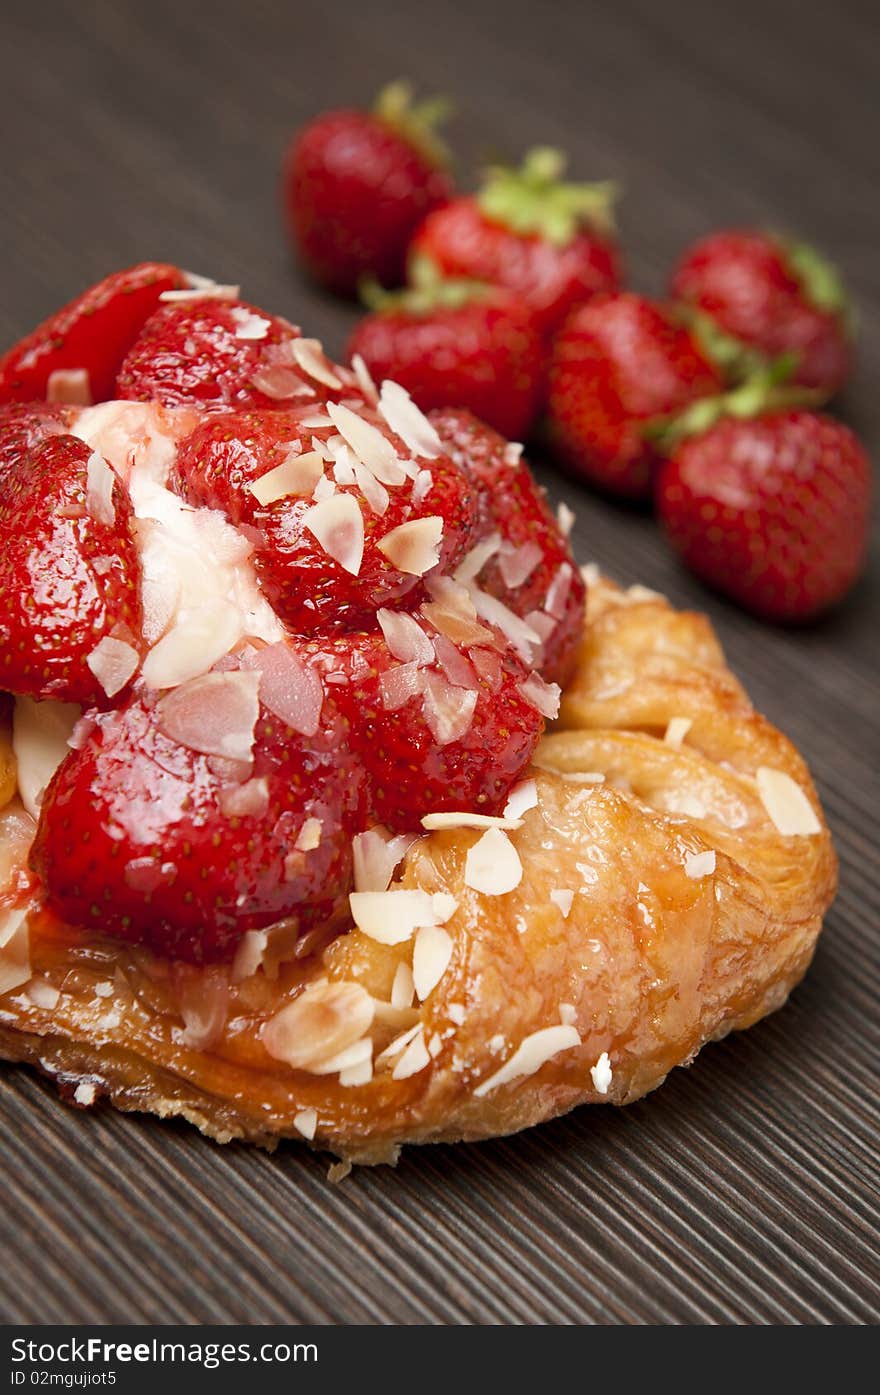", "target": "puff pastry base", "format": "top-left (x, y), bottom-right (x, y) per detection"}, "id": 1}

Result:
top-left (0, 577), bottom-right (837, 1163)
